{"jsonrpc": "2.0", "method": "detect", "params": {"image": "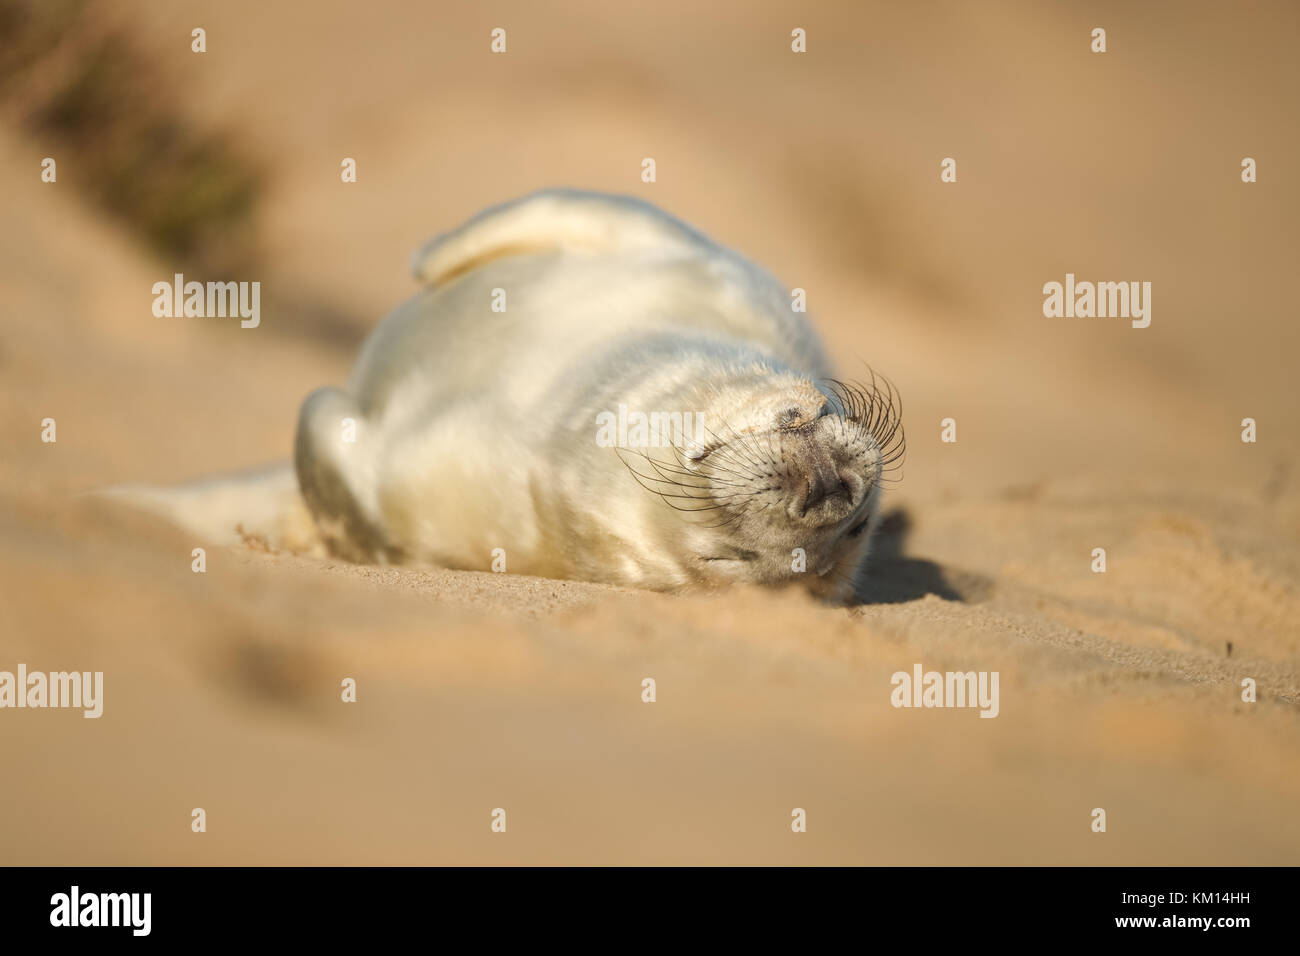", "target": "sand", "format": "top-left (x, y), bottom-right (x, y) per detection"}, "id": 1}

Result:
top-left (0, 0), bottom-right (1297, 864)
